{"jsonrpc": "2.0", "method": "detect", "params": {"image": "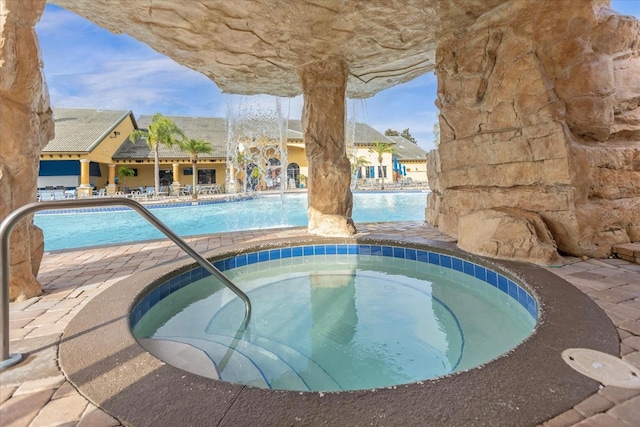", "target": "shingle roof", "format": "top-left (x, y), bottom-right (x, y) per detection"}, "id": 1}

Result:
top-left (113, 115), bottom-right (228, 159)
top-left (51, 110), bottom-right (413, 161)
top-left (387, 135), bottom-right (428, 160)
top-left (287, 120), bottom-right (391, 144)
top-left (45, 108), bottom-right (135, 152)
